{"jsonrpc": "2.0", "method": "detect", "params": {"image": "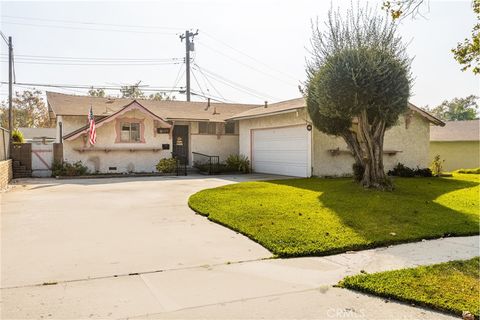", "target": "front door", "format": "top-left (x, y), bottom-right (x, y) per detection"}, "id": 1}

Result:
top-left (173, 125), bottom-right (189, 164)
